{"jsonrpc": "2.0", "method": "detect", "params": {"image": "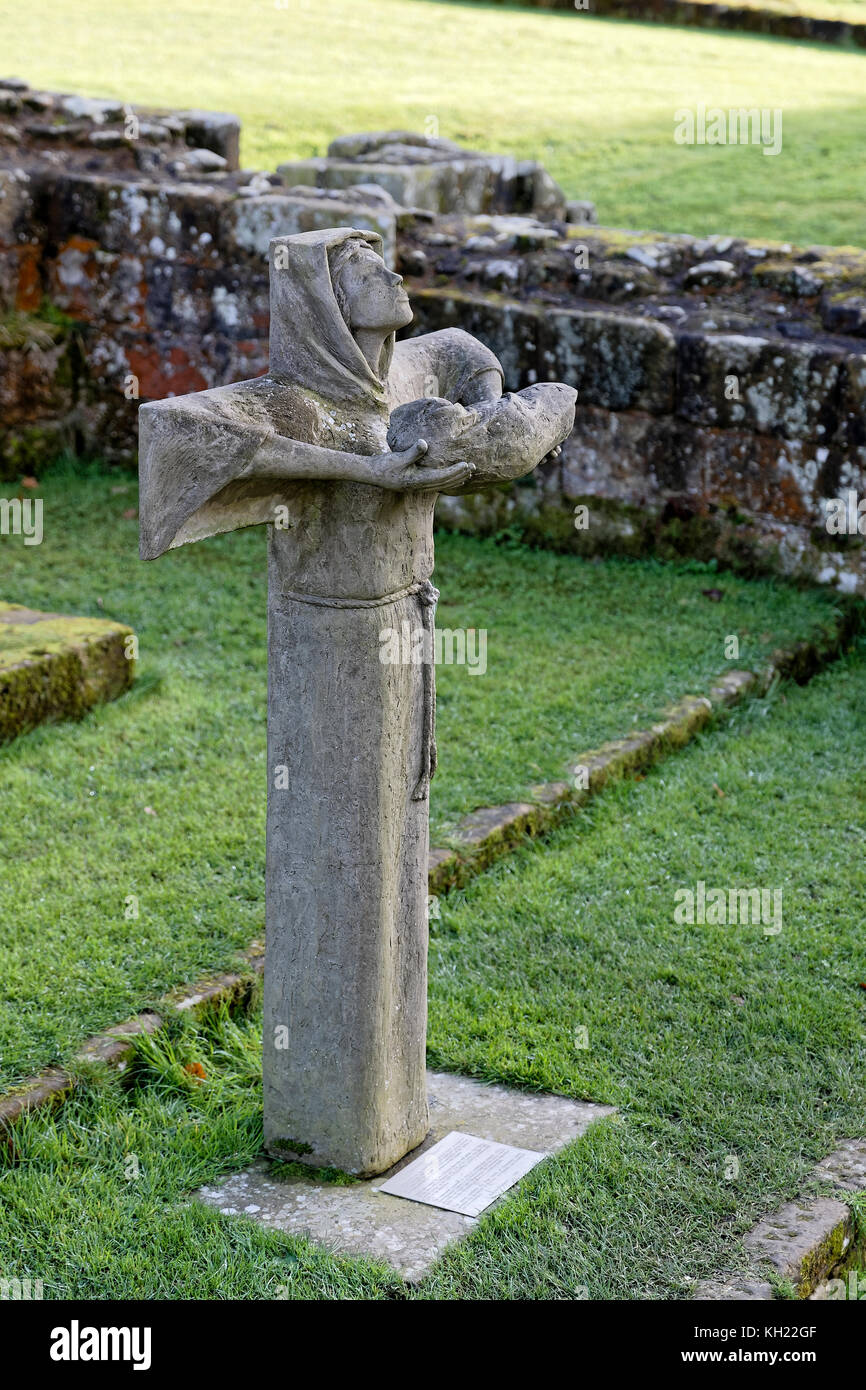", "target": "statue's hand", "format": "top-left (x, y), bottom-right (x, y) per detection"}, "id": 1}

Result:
top-left (387, 399), bottom-right (481, 471)
top-left (363, 439), bottom-right (476, 492)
